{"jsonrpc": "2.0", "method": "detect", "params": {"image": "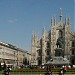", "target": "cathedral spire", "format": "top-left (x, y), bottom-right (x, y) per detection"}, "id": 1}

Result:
top-left (65, 16), bottom-right (70, 25)
top-left (42, 26), bottom-right (45, 34)
top-left (65, 16), bottom-right (67, 25)
top-left (32, 31), bottom-right (36, 46)
top-left (54, 16), bottom-right (56, 25)
top-left (67, 17), bottom-right (70, 25)
top-left (32, 31), bottom-right (36, 40)
top-left (60, 8), bottom-right (62, 22)
top-left (42, 26), bottom-right (46, 39)
top-left (51, 17), bottom-right (54, 26)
